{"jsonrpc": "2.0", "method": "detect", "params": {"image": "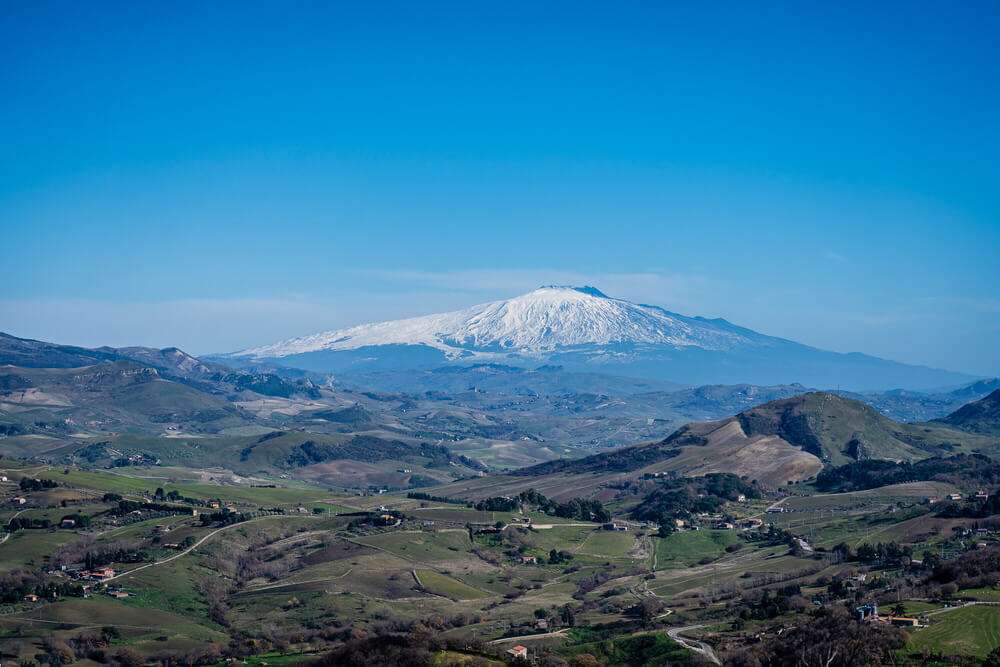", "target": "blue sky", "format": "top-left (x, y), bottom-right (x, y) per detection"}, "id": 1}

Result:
top-left (1, 2), bottom-right (998, 375)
